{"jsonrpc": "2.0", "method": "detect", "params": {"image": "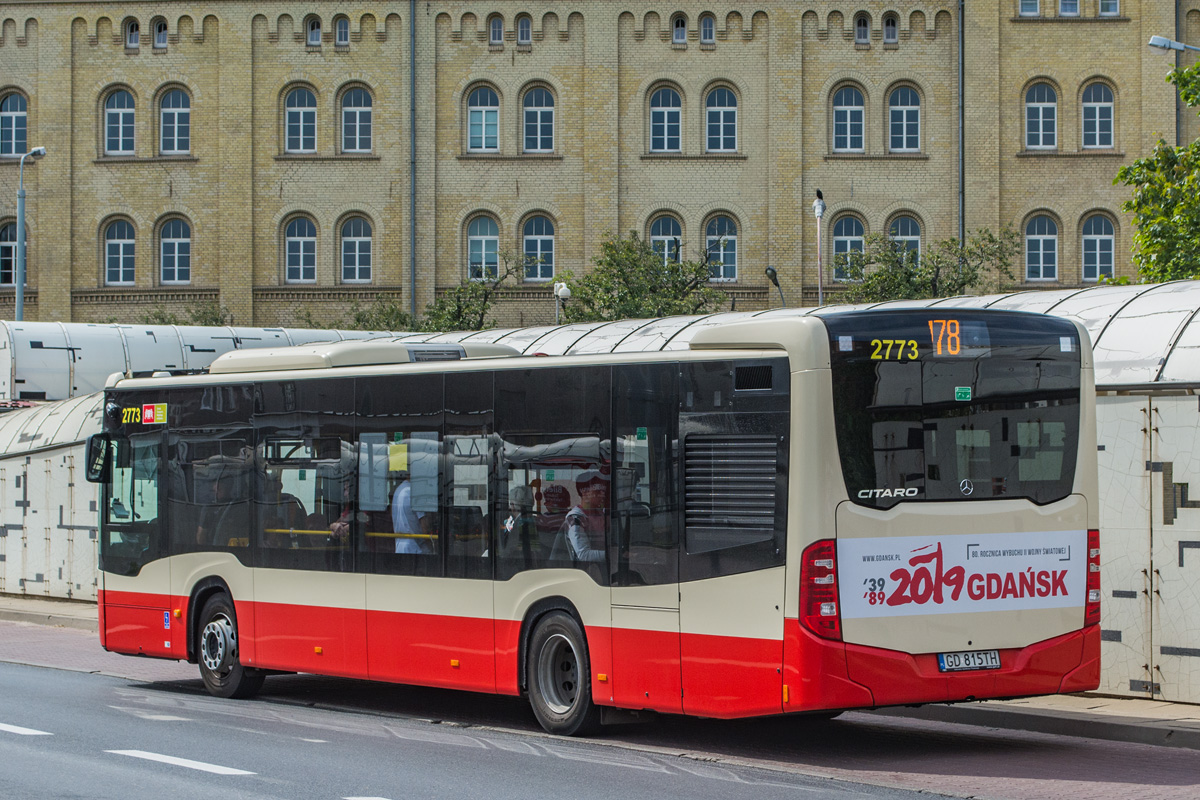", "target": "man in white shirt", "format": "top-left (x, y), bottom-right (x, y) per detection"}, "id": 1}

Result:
top-left (391, 477), bottom-right (432, 554)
